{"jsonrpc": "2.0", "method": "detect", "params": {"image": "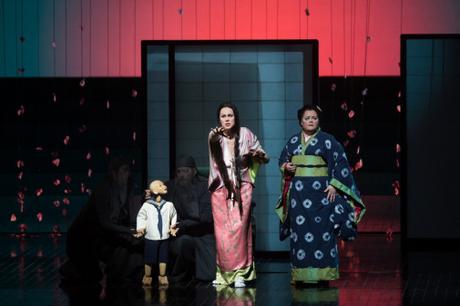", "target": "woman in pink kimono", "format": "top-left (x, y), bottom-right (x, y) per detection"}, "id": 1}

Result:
top-left (208, 102), bottom-right (269, 288)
